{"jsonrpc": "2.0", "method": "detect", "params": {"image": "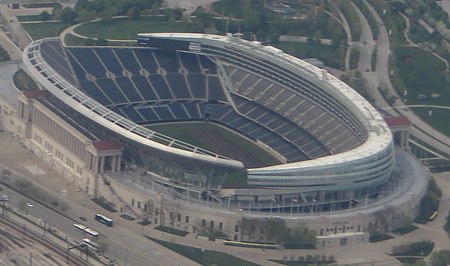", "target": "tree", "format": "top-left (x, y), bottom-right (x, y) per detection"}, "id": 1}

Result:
top-left (262, 218), bottom-right (287, 243)
top-left (51, 4), bottom-right (63, 20)
top-left (286, 225), bottom-right (317, 245)
top-left (390, 1), bottom-right (407, 14)
top-left (61, 7), bottom-right (77, 24)
top-left (141, 200), bottom-right (154, 224)
top-left (126, 6), bottom-right (141, 19)
top-left (99, 7), bottom-right (115, 22)
top-left (150, 2), bottom-right (160, 15)
top-left (191, 6), bottom-right (214, 31)
top-left (242, 14), bottom-right (261, 33)
top-left (164, 203), bottom-right (180, 229)
top-left (78, 9), bottom-right (97, 22)
top-left (431, 250), bottom-right (450, 266)
top-left (420, 191), bottom-right (439, 214)
top-left (40, 11), bottom-right (51, 22)
top-left (241, 218), bottom-right (258, 240)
